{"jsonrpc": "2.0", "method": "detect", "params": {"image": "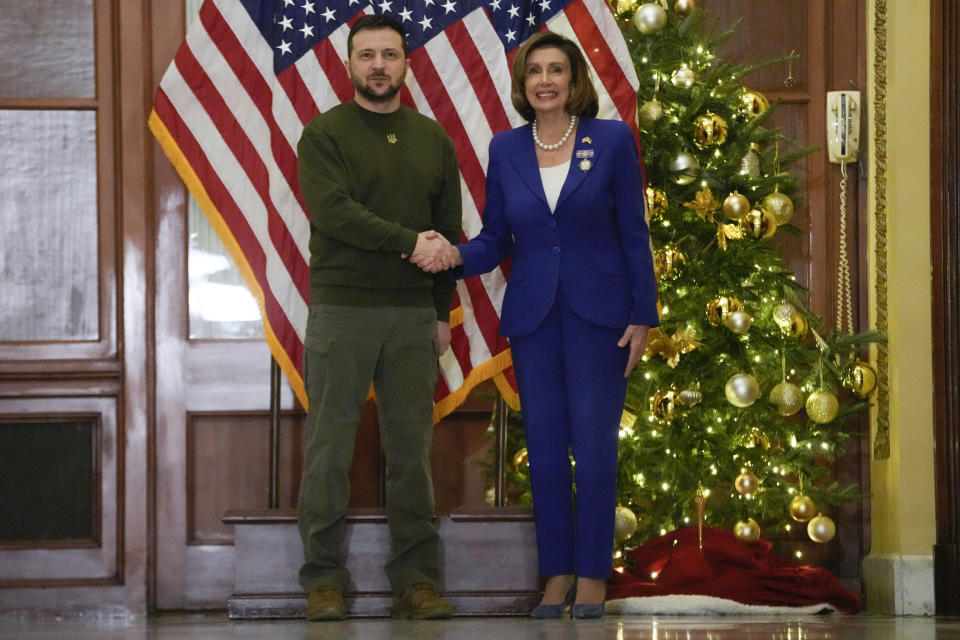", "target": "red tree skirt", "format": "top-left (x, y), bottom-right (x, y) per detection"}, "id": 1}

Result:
top-left (606, 526), bottom-right (862, 614)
